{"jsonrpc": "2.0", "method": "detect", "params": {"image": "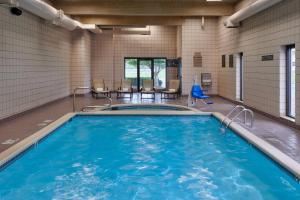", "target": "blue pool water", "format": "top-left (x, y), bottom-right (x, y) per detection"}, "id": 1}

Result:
top-left (1, 115), bottom-right (300, 199)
